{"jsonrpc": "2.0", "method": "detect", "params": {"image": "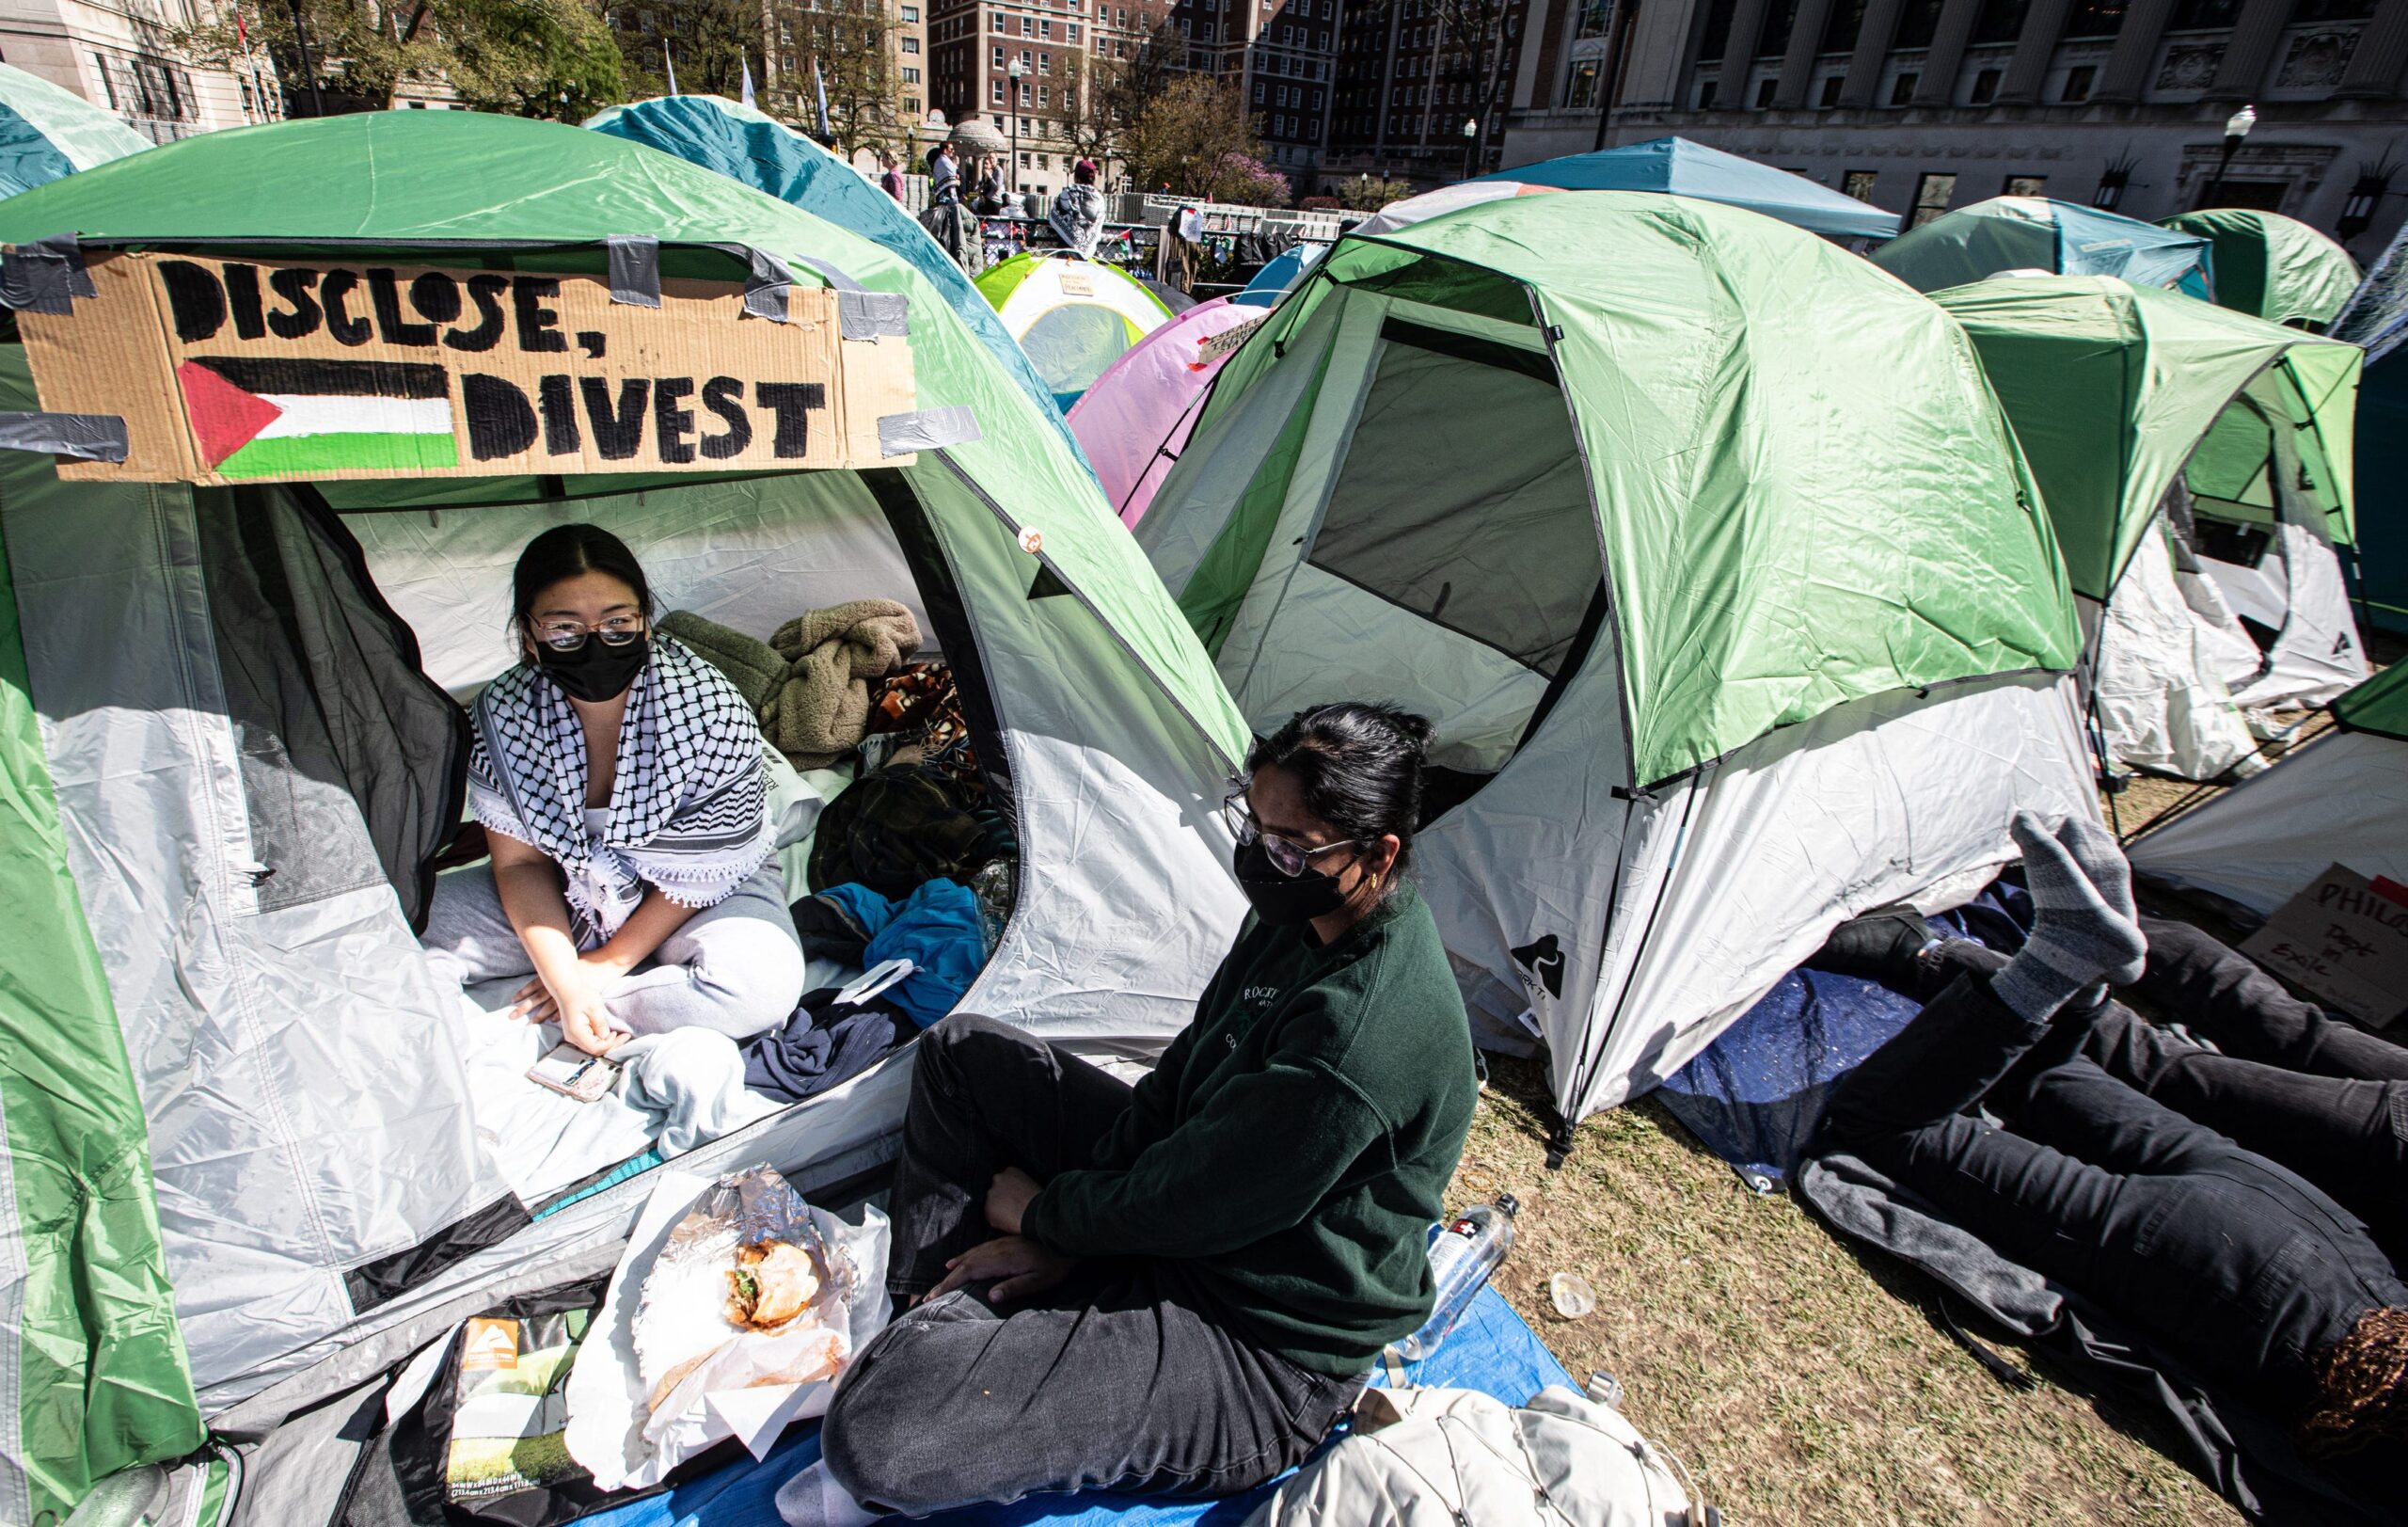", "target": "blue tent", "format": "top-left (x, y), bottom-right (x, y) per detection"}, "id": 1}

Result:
top-left (585, 95), bottom-right (1081, 450)
top-left (0, 63), bottom-right (150, 199)
top-left (1871, 196), bottom-right (2214, 298)
top-left (1240, 240), bottom-right (1326, 299)
top-left (1476, 135), bottom-right (1899, 240)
